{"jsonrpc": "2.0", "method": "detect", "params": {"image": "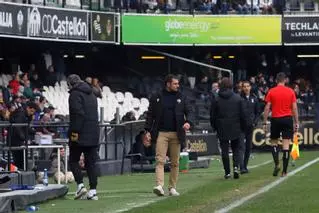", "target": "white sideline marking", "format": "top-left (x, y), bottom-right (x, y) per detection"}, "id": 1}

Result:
top-left (108, 160), bottom-right (272, 213)
top-left (113, 199), bottom-right (161, 213)
top-left (248, 160), bottom-right (272, 169)
top-left (67, 160), bottom-right (273, 196)
top-left (215, 157), bottom-right (319, 213)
